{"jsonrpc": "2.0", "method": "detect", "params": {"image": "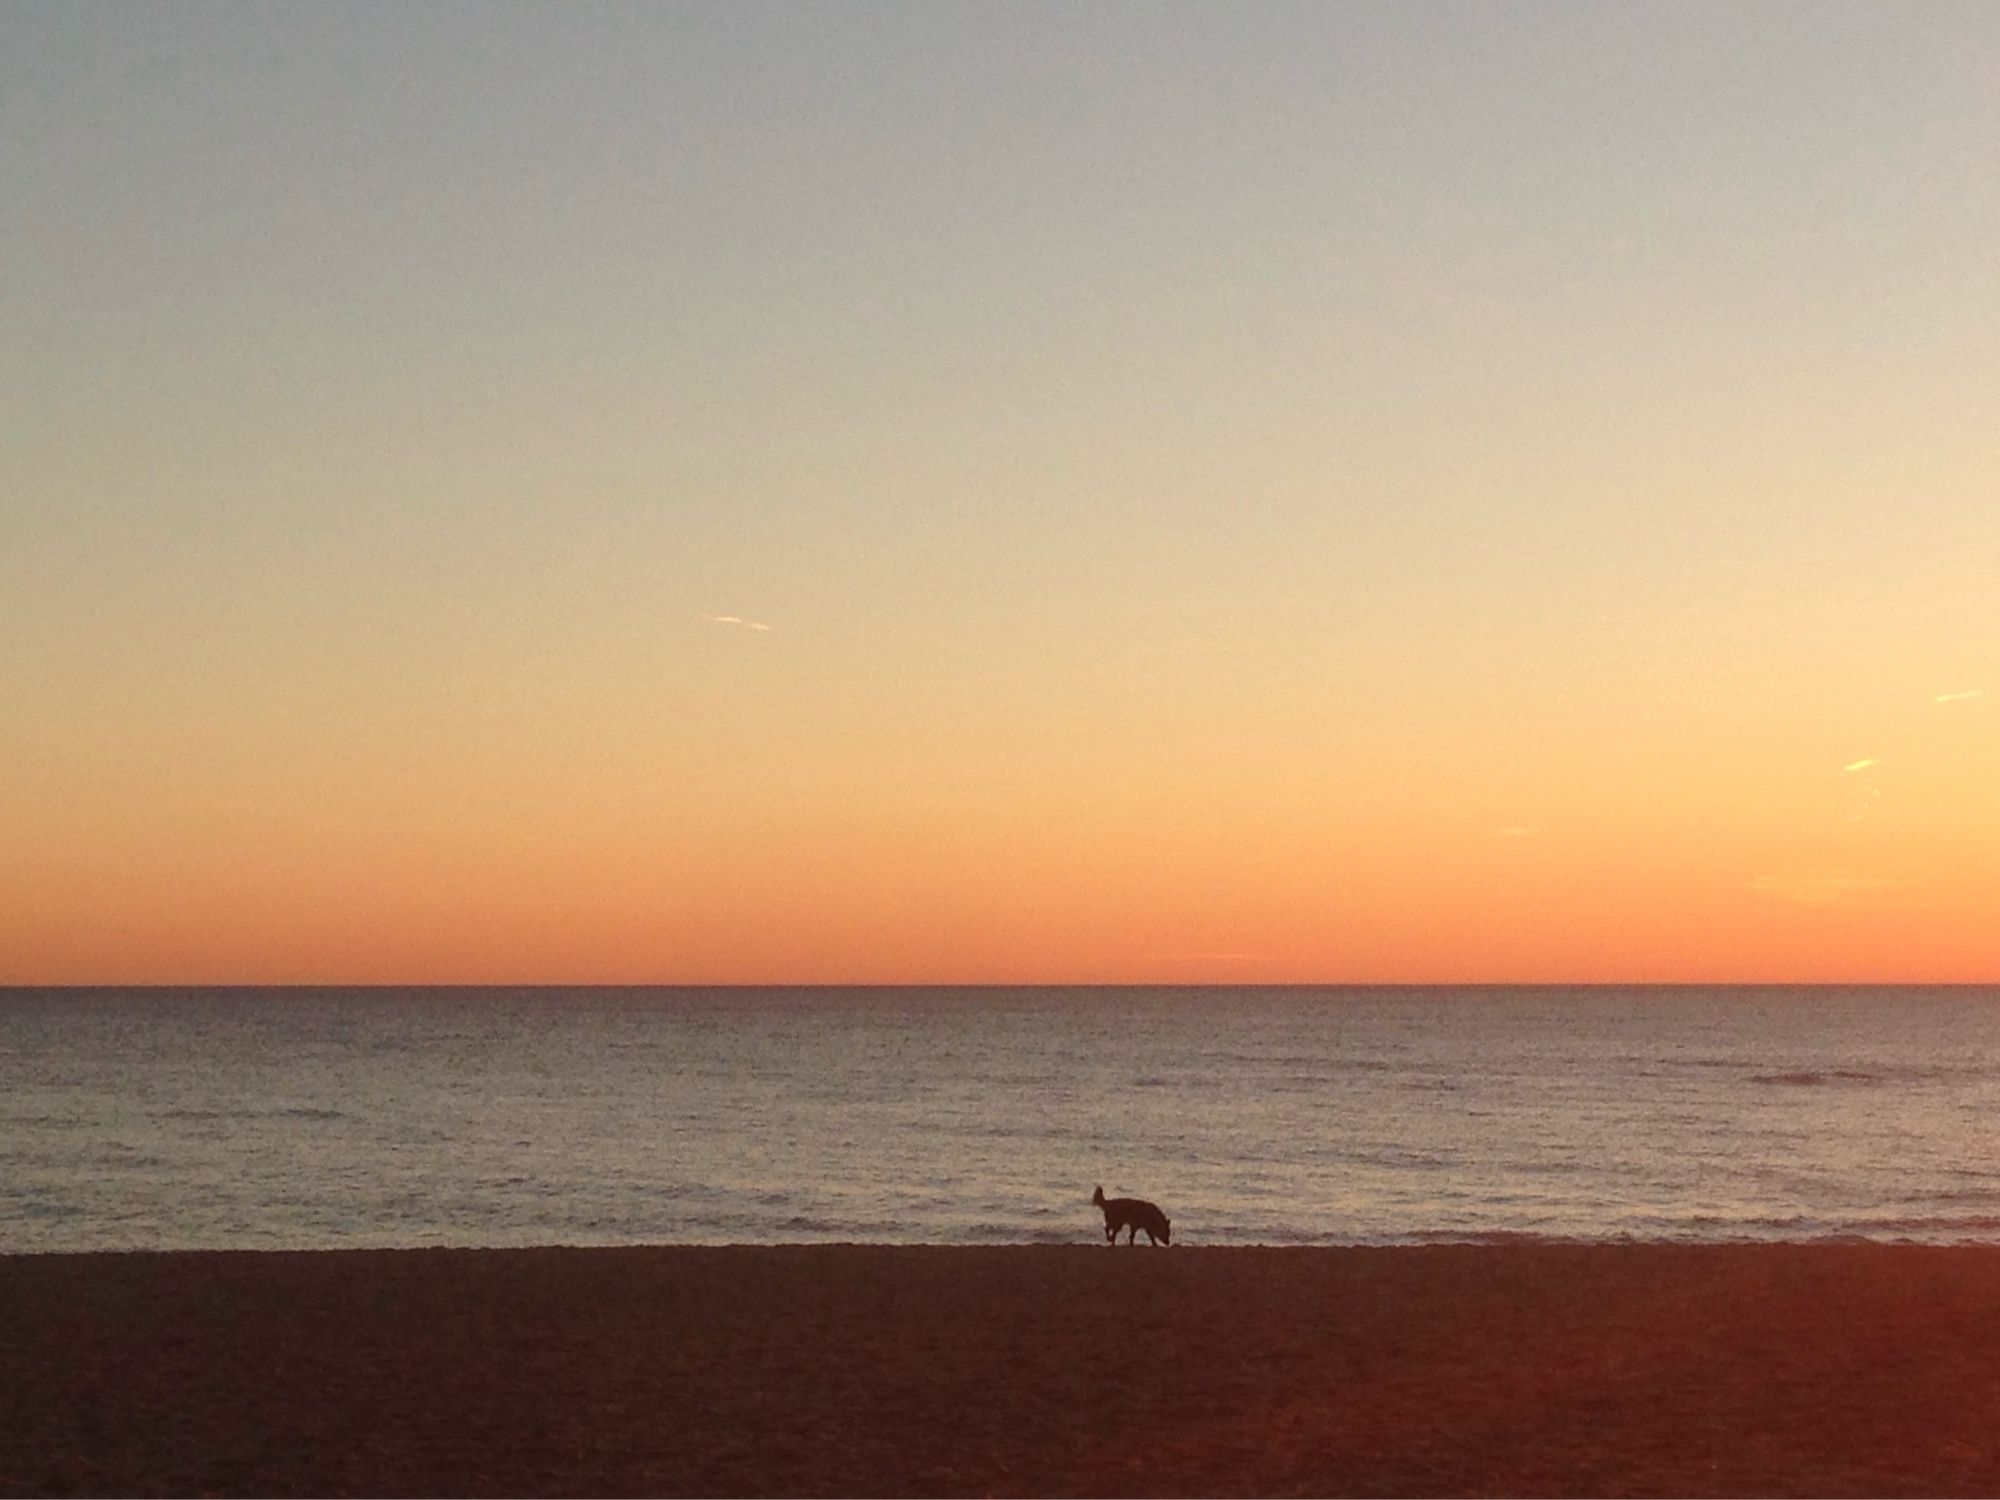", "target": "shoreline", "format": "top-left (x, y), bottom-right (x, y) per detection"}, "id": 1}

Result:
top-left (7, 1242), bottom-right (2000, 1495)
top-left (12, 1230), bottom-right (2000, 1259)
